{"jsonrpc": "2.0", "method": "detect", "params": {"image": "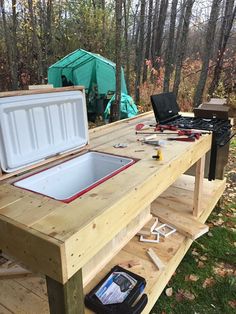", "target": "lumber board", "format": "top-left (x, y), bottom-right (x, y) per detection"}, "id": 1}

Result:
top-left (30, 135), bottom-right (211, 280)
top-left (46, 269), bottom-right (84, 314)
top-left (82, 207), bottom-right (151, 286)
top-left (193, 155), bottom-right (205, 217)
top-left (84, 177), bottom-right (226, 314)
top-left (0, 254), bottom-right (32, 279)
top-left (151, 204), bottom-right (209, 240)
top-left (0, 303), bottom-right (12, 313)
top-left (0, 86), bottom-right (84, 98)
top-left (0, 215), bottom-right (67, 283)
top-left (0, 279), bottom-right (49, 314)
top-left (0, 177), bottom-right (225, 314)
